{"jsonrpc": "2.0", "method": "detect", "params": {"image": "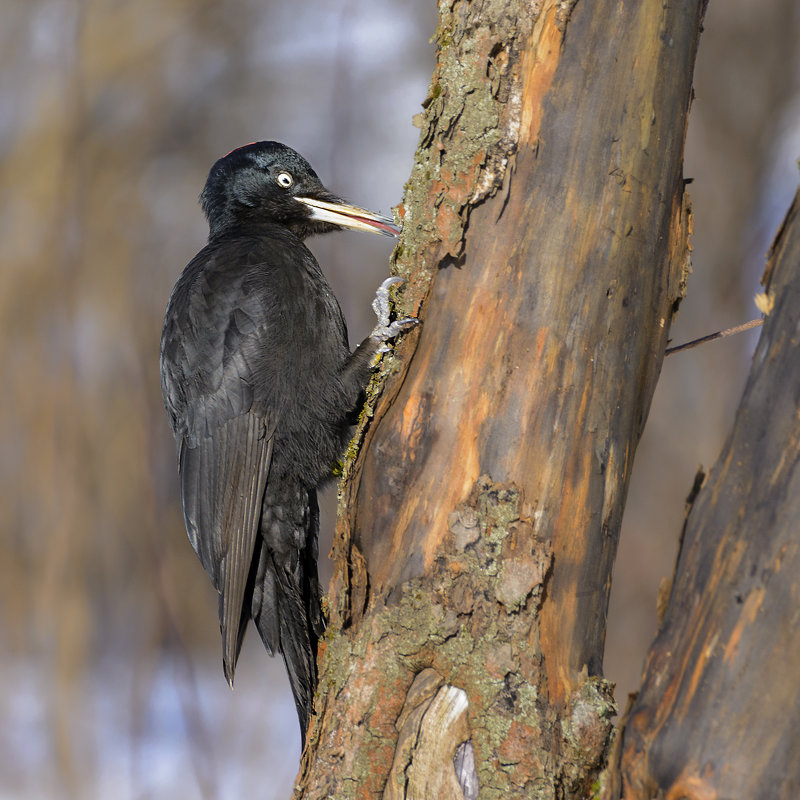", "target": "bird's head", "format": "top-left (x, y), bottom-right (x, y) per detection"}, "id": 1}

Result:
top-left (200, 141), bottom-right (400, 241)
